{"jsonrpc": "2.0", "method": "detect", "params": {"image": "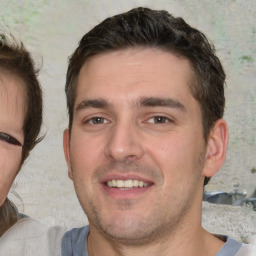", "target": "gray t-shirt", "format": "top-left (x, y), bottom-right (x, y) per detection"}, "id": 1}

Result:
top-left (61, 225), bottom-right (245, 256)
